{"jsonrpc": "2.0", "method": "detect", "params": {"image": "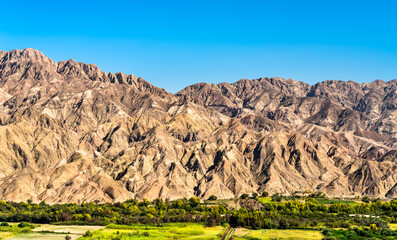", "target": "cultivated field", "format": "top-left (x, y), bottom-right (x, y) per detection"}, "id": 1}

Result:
top-left (315, 198), bottom-right (359, 205)
top-left (0, 232), bottom-right (14, 239)
top-left (233, 228), bottom-right (323, 240)
top-left (32, 224), bottom-right (104, 234)
top-left (0, 224), bottom-right (104, 240)
top-left (78, 223), bottom-right (224, 240)
top-left (256, 197), bottom-right (272, 204)
top-left (5, 233), bottom-right (79, 240)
